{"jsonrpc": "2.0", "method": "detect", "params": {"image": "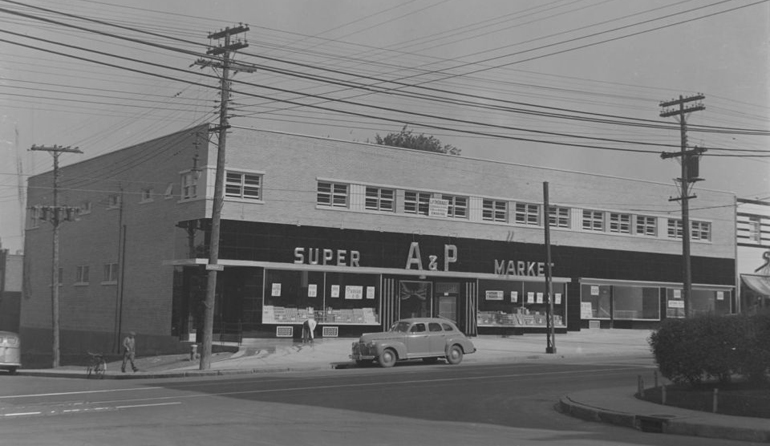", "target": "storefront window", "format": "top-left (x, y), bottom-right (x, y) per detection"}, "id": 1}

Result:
top-left (612, 286), bottom-right (660, 320)
top-left (666, 288), bottom-right (731, 318)
top-left (580, 284), bottom-right (612, 320)
top-left (477, 279), bottom-right (566, 327)
top-left (665, 288), bottom-right (685, 318)
top-left (323, 272), bottom-right (379, 324)
top-left (583, 283), bottom-right (660, 321)
top-left (263, 270), bottom-right (325, 324)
